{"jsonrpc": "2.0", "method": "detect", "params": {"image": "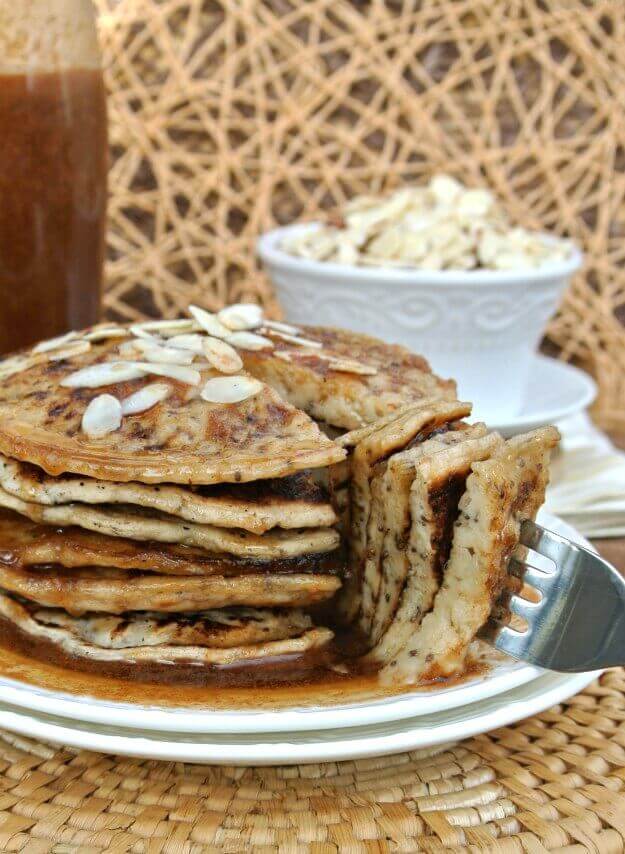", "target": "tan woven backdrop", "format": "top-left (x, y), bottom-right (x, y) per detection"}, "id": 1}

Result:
top-left (95, 0), bottom-right (625, 430)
